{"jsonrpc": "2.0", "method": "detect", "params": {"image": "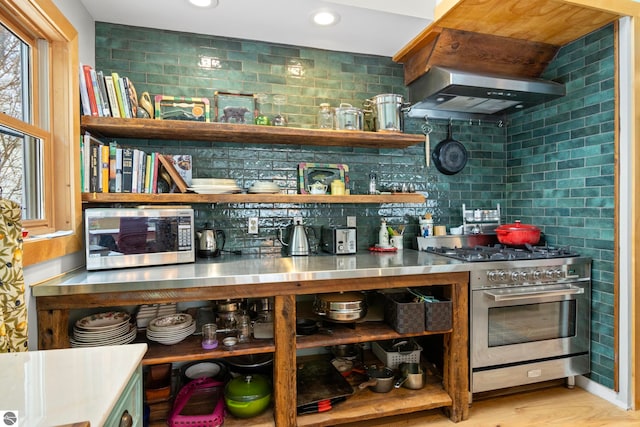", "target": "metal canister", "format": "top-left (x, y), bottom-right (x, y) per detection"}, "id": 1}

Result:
top-left (364, 94), bottom-right (408, 133)
top-left (334, 103), bottom-right (363, 131)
